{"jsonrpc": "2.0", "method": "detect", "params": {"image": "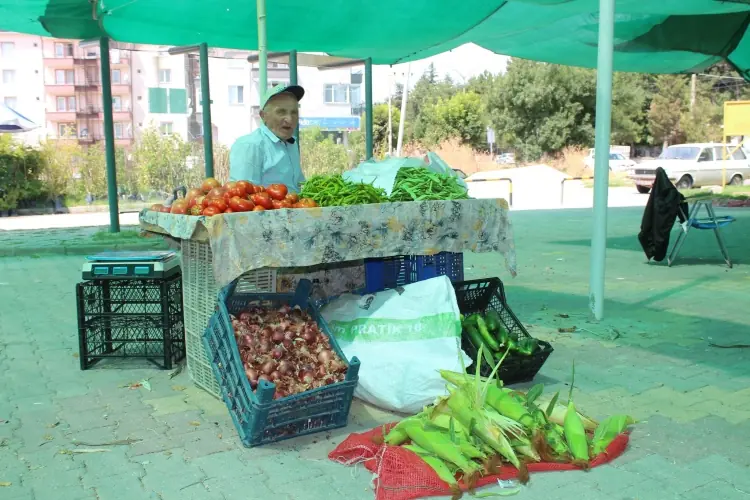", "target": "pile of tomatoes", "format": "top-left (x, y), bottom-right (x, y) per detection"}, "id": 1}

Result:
top-left (150, 178), bottom-right (318, 216)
